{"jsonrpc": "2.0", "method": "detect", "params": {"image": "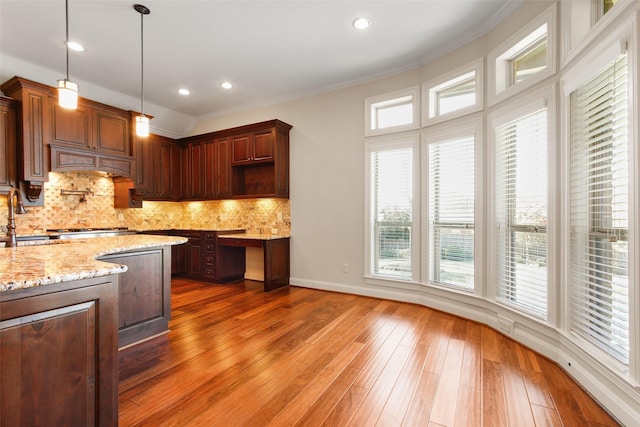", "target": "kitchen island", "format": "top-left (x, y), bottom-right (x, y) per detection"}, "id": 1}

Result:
top-left (0, 234), bottom-right (185, 426)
